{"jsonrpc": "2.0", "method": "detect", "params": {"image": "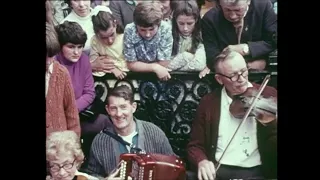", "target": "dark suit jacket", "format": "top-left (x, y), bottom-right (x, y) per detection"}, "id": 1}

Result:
top-left (109, 0), bottom-right (136, 29)
top-left (187, 83), bottom-right (277, 178)
top-left (201, 0), bottom-right (277, 70)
